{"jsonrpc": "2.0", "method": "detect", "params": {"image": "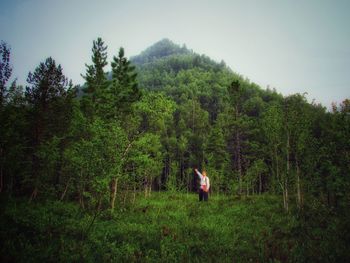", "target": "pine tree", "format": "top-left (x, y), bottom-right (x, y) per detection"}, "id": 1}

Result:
top-left (81, 37), bottom-right (108, 98)
top-left (0, 41), bottom-right (13, 193)
top-left (0, 41), bottom-right (12, 107)
top-left (80, 38), bottom-right (108, 120)
top-left (25, 57), bottom-right (71, 201)
top-left (109, 47), bottom-right (141, 116)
